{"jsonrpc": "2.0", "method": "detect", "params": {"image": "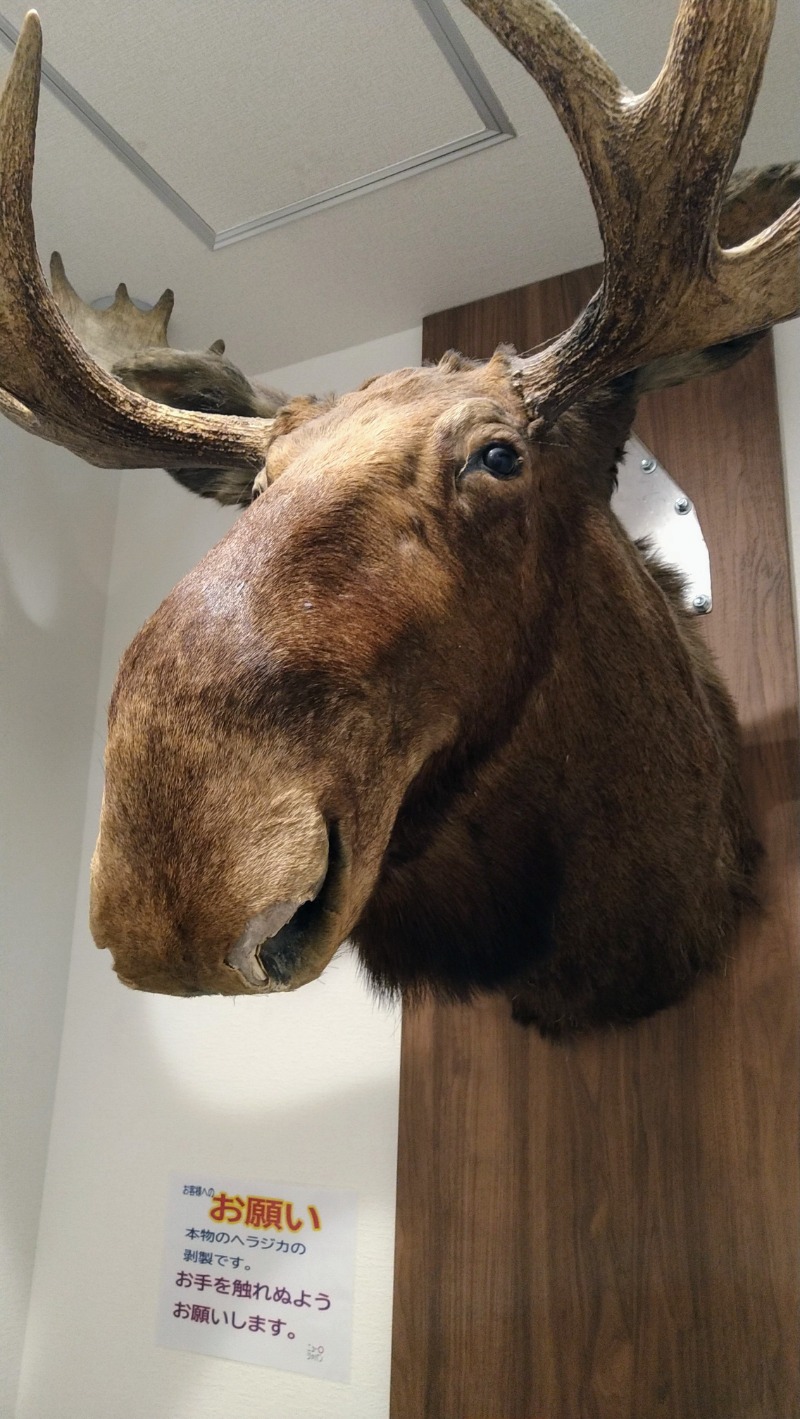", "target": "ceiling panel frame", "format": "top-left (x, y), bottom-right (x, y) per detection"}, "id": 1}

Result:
top-left (0, 0), bottom-right (514, 251)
